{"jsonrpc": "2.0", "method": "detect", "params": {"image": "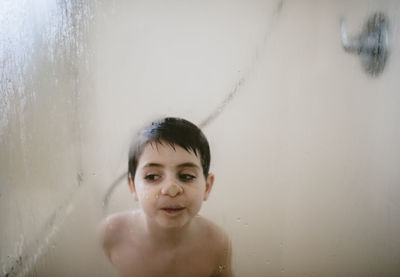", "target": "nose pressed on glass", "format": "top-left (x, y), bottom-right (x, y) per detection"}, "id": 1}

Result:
top-left (162, 182), bottom-right (183, 197)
